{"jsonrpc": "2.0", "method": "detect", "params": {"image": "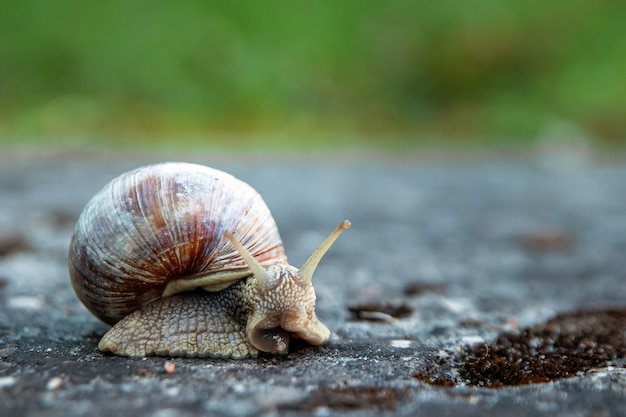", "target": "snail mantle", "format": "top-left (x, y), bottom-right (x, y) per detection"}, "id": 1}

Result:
top-left (68, 162), bottom-right (350, 359)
